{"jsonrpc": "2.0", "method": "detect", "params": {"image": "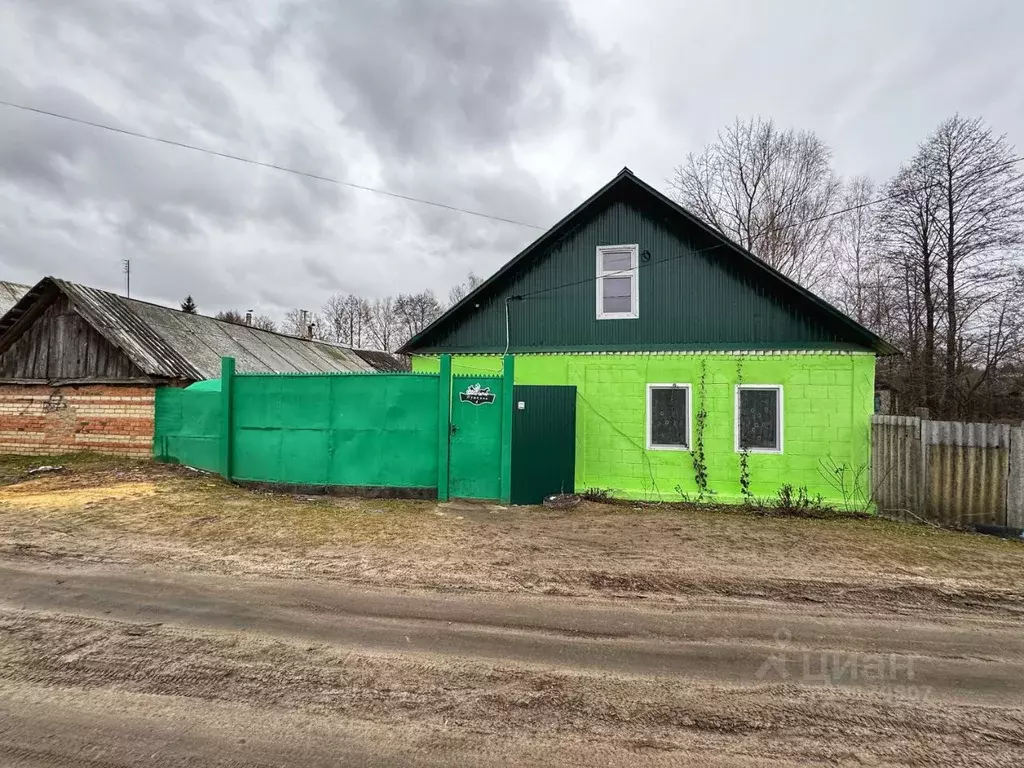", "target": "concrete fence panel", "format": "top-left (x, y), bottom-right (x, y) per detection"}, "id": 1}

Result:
top-left (872, 415), bottom-right (1021, 528)
top-left (871, 415), bottom-right (922, 522)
